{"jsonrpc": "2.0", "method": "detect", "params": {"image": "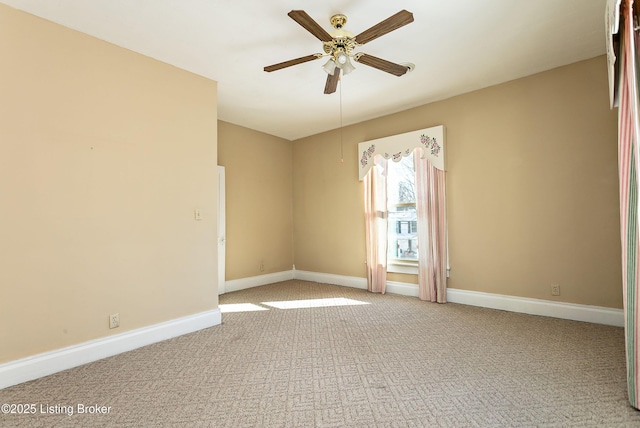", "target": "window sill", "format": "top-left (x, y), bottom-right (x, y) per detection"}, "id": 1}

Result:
top-left (387, 262), bottom-right (418, 275)
top-left (387, 263), bottom-right (451, 278)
